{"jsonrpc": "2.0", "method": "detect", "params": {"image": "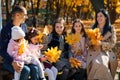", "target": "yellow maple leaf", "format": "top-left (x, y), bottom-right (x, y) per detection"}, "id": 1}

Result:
top-left (65, 34), bottom-right (81, 45)
top-left (69, 58), bottom-right (82, 69)
top-left (86, 28), bottom-right (102, 45)
top-left (18, 40), bottom-right (28, 55)
top-left (44, 47), bottom-right (61, 63)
